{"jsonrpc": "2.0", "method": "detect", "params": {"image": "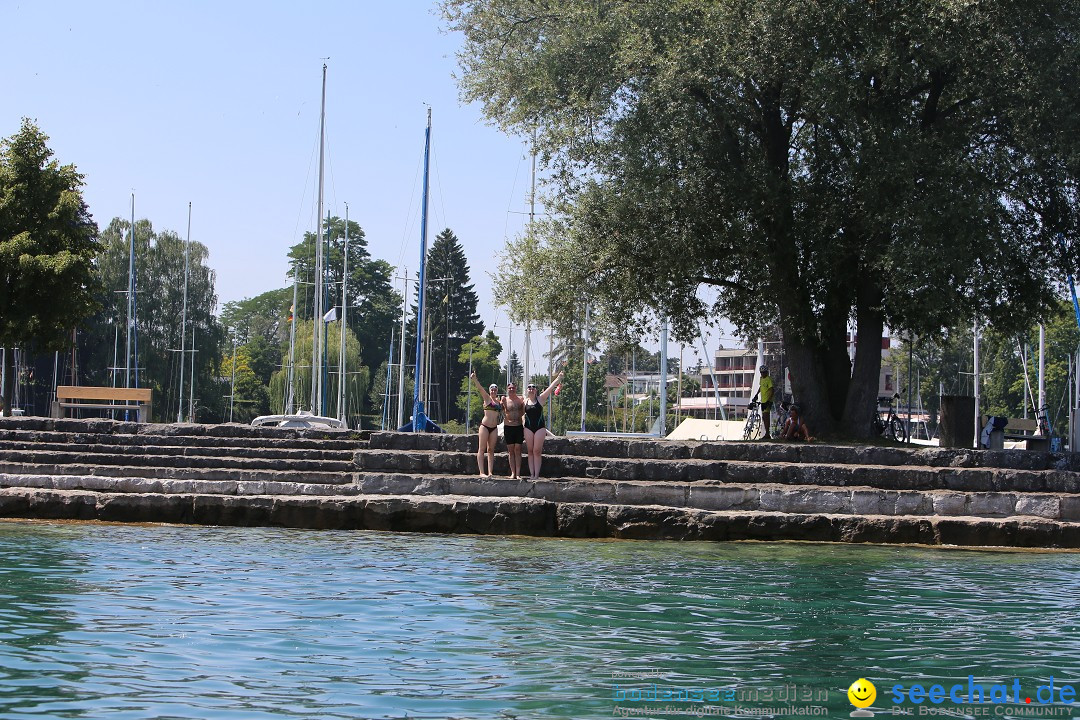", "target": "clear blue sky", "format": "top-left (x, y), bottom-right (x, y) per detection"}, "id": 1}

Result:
top-left (3, 0), bottom-right (721, 370)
